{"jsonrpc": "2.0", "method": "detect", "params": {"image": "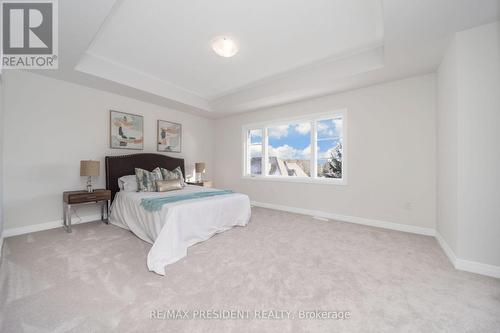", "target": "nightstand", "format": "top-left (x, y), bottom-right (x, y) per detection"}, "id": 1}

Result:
top-left (63, 189), bottom-right (111, 233)
top-left (186, 181), bottom-right (213, 188)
